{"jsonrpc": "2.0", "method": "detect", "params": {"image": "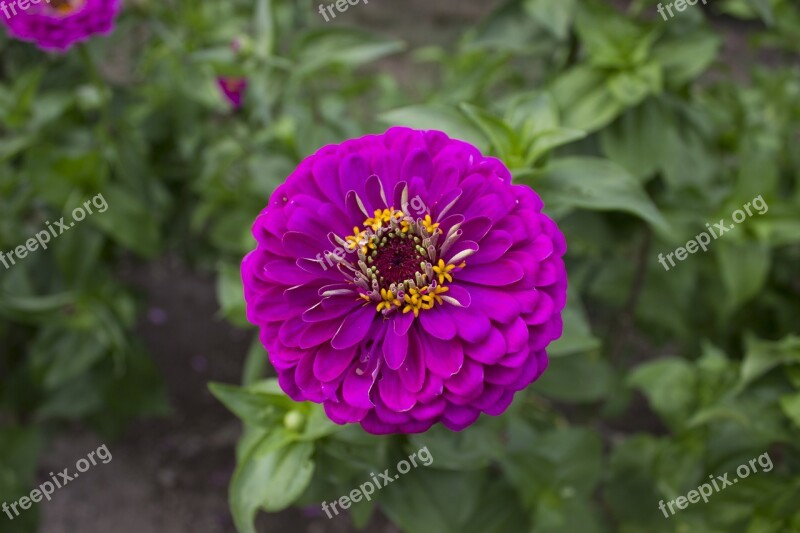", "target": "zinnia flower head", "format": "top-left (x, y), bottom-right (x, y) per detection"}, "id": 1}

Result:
top-left (217, 76), bottom-right (247, 110)
top-left (1, 0), bottom-right (121, 52)
top-left (242, 127), bottom-right (567, 434)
